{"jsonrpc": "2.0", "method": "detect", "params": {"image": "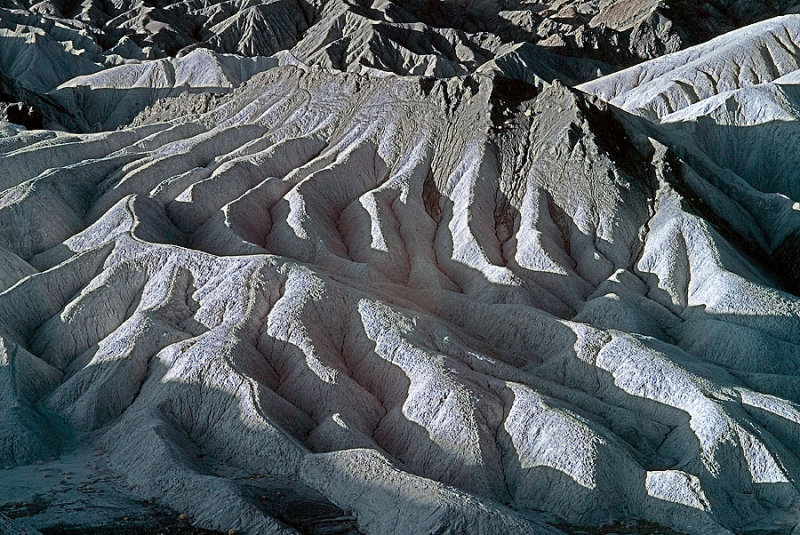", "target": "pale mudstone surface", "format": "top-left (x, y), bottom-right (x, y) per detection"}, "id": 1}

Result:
top-left (1, 2), bottom-right (800, 534)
